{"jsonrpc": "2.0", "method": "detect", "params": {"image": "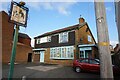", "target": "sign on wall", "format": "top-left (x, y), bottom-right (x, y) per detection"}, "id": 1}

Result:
top-left (9, 1), bottom-right (29, 27)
